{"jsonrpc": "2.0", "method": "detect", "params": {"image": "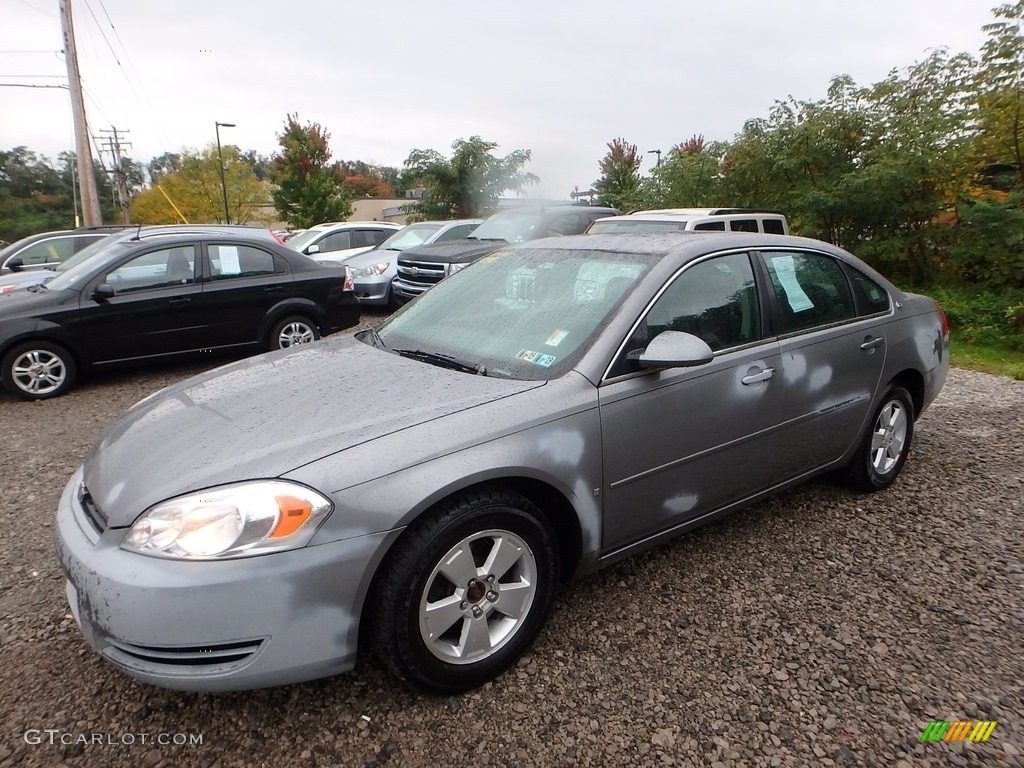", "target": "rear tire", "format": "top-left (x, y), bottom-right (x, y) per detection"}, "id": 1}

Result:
top-left (845, 385), bottom-right (914, 492)
top-left (369, 489), bottom-right (559, 694)
top-left (2, 340), bottom-right (77, 400)
top-left (269, 316), bottom-right (319, 350)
